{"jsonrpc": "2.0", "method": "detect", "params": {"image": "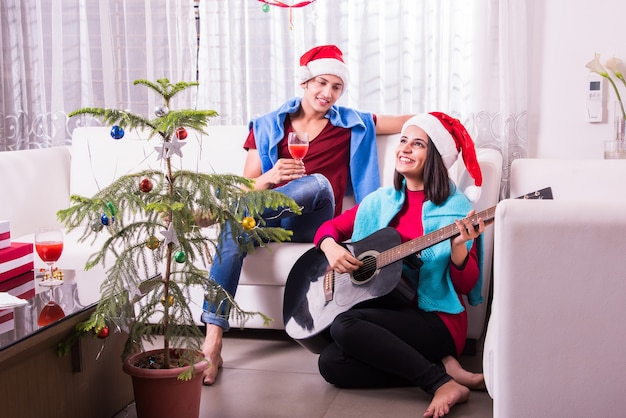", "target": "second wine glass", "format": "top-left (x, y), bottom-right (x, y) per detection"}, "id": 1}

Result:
top-left (288, 131), bottom-right (309, 163)
top-left (35, 228), bottom-right (64, 283)
top-left (34, 227), bottom-right (66, 326)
